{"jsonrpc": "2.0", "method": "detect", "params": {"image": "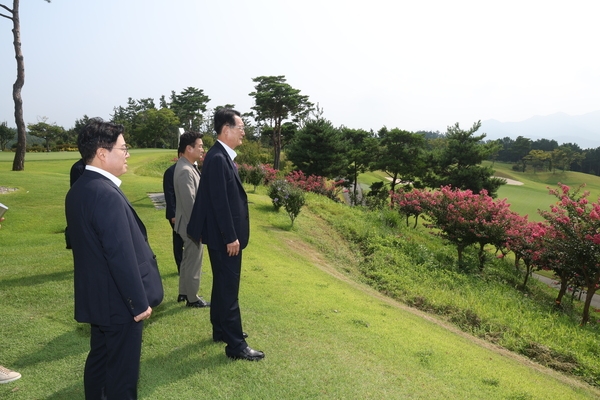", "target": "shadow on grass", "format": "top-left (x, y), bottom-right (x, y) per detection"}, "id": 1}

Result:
top-left (140, 341), bottom-right (228, 398)
top-left (0, 270), bottom-right (72, 290)
top-left (42, 339), bottom-right (228, 399)
top-left (16, 329), bottom-right (88, 370)
top-left (258, 222), bottom-right (294, 232)
top-left (130, 197), bottom-right (159, 208)
top-left (253, 203), bottom-right (279, 213)
top-left (46, 384), bottom-right (86, 399)
top-left (146, 298), bottom-right (209, 325)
